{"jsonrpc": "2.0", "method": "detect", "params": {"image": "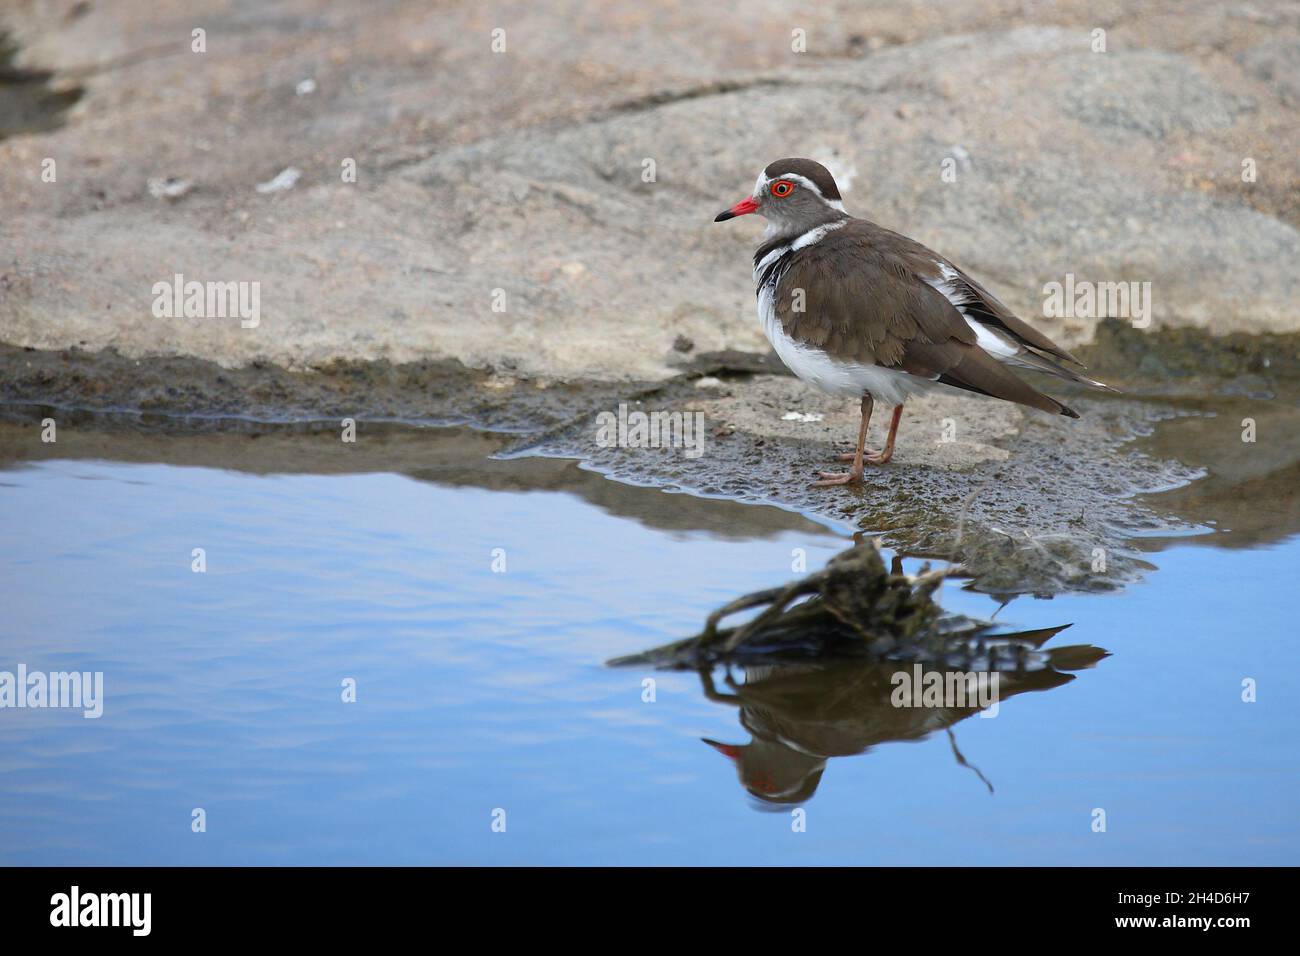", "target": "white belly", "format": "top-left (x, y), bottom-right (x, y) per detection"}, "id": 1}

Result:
top-left (757, 285), bottom-right (938, 406)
